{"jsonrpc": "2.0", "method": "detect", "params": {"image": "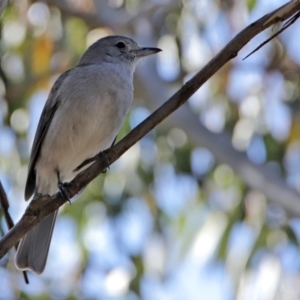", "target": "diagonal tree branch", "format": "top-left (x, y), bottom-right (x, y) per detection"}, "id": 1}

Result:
top-left (43, 0), bottom-right (300, 214)
top-left (1, 1), bottom-right (300, 259)
top-left (41, 0), bottom-right (300, 216)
